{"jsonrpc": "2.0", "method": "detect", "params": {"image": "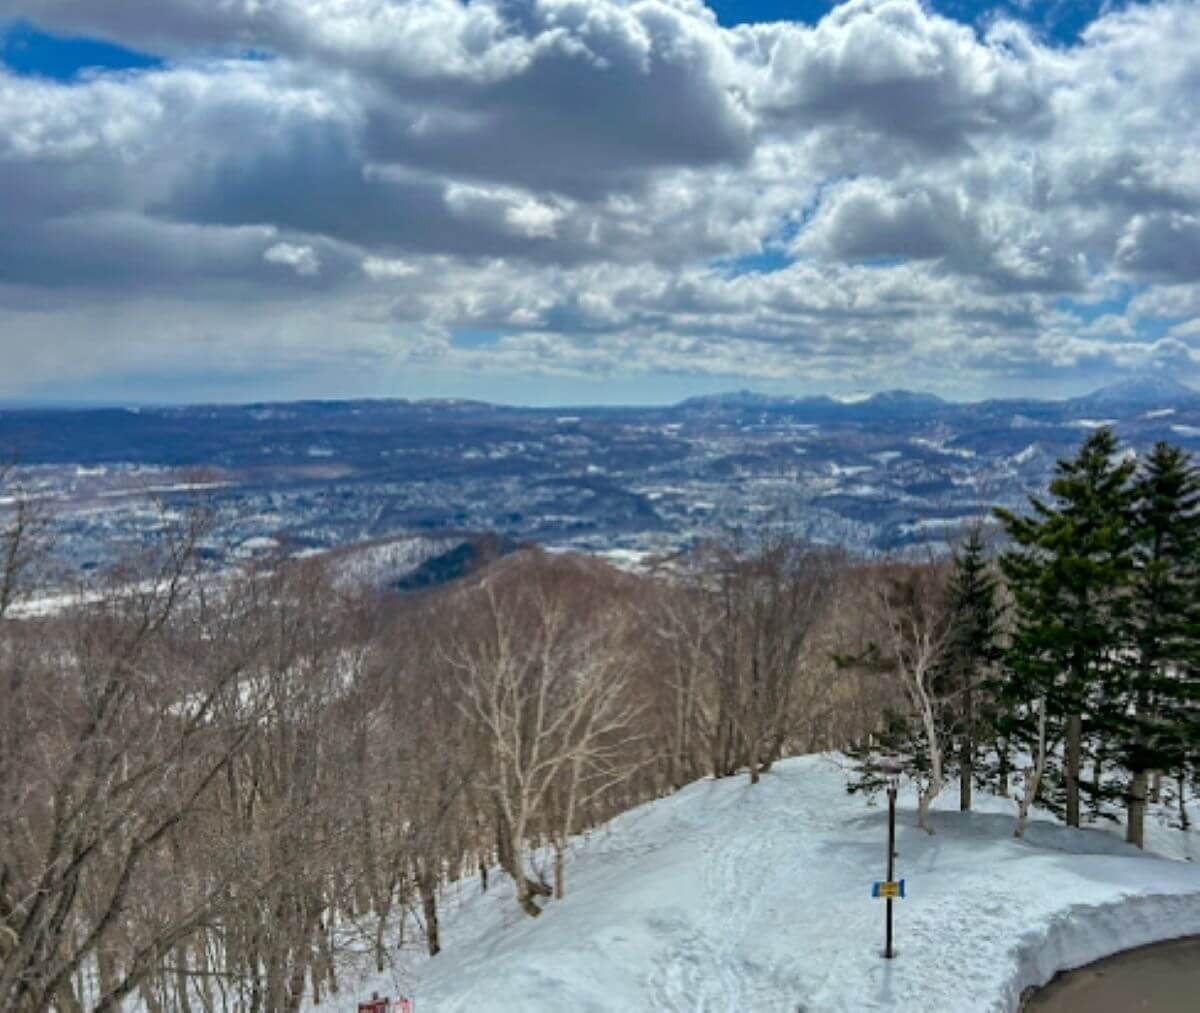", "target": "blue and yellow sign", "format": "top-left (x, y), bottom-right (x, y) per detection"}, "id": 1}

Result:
top-left (871, 879), bottom-right (906, 899)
